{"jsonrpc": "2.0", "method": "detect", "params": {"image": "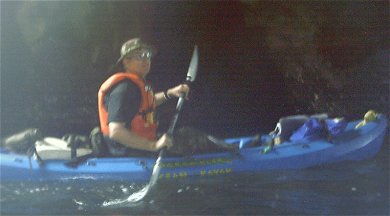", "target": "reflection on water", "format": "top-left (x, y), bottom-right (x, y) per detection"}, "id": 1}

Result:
top-left (1, 141), bottom-right (388, 215)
